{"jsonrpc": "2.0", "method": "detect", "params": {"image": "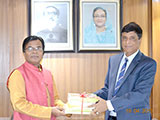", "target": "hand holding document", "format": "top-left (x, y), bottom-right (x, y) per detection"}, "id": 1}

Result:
top-left (89, 96), bottom-right (108, 116)
top-left (65, 93), bottom-right (98, 115)
top-left (51, 106), bottom-right (65, 117)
